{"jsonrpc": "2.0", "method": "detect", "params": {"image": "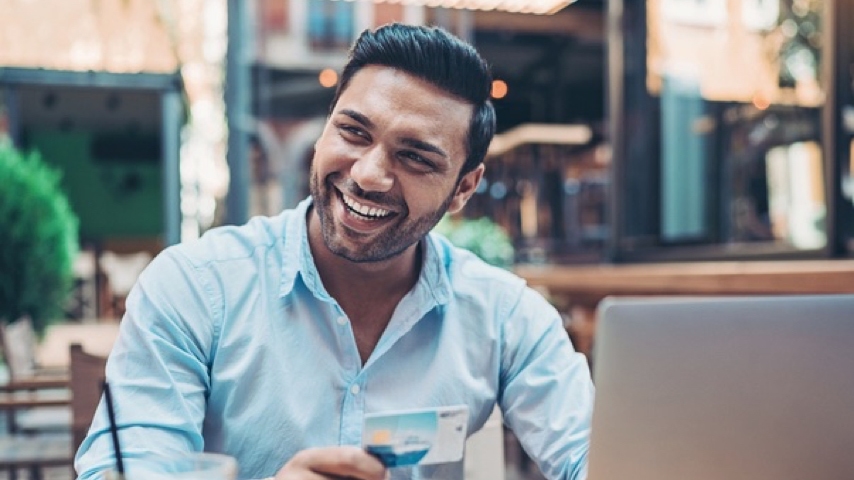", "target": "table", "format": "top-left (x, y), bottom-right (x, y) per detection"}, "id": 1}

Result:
top-left (515, 259), bottom-right (854, 358)
top-left (36, 322), bottom-right (120, 370)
